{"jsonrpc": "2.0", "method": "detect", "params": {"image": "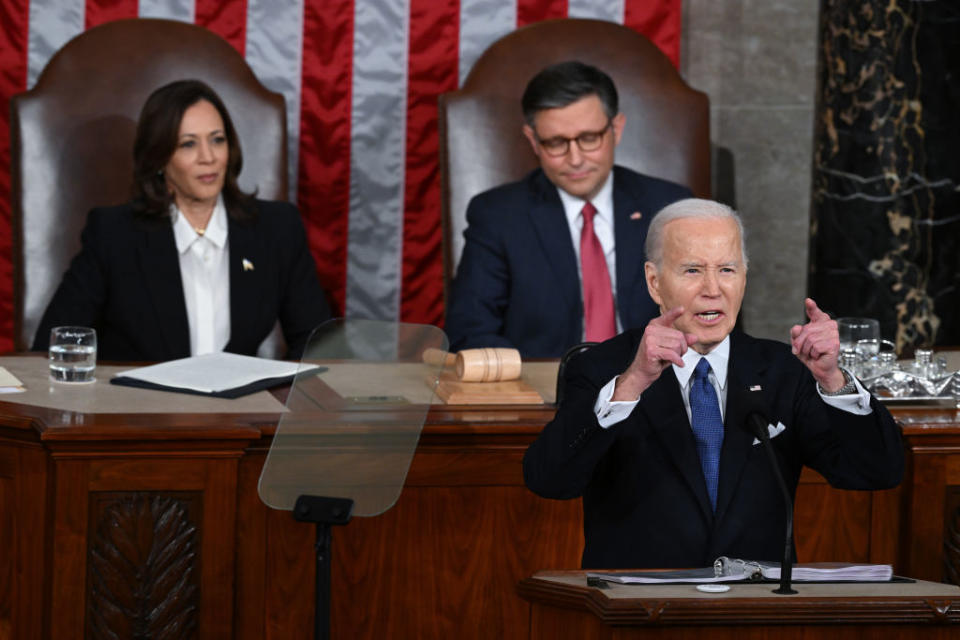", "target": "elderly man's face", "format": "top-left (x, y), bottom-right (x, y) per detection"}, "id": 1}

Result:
top-left (522, 94), bottom-right (624, 202)
top-left (644, 216), bottom-right (747, 355)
